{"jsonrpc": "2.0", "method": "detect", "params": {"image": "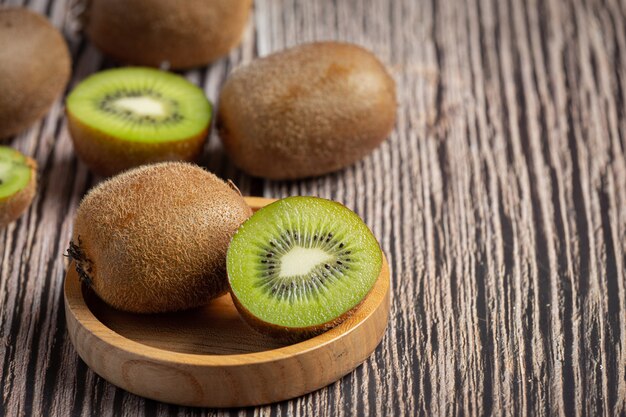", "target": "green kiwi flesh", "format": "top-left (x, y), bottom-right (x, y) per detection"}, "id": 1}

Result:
top-left (67, 67), bottom-right (211, 143)
top-left (0, 146), bottom-right (37, 227)
top-left (0, 147), bottom-right (32, 199)
top-left (227, 196), bottom-right (382, 339)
